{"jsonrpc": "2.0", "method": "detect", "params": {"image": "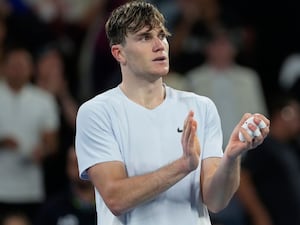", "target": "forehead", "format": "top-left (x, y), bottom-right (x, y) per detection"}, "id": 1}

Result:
top-left (124, 27), bottom-right (165, 44)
